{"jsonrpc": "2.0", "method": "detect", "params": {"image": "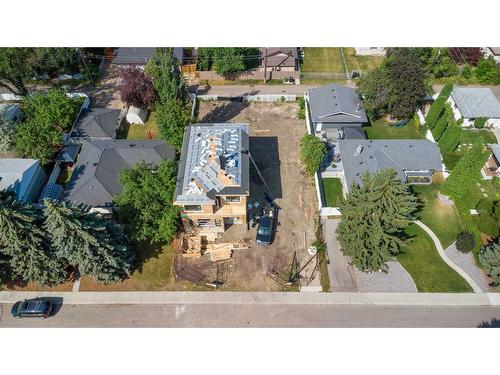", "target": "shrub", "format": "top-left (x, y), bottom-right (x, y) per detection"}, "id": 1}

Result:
top-left (456, 232), bottom-right (476, 254)
top-left (476, 213), bottom-right (499, 237)
top-left (475, 57), bottom-right (497, 84)
top-left (425, 83), bottom-right (453, 128)
top-left (431, 113), bottom-right (449, 141)
top-left (461, 64), bottom-right (473, 79)
top-left (438, 122), bottom-right (462, 152)
top-left (474, 117), bottom-right (488, 129)
top-left (478, 242), bottom-right (500, 288)
top-left (0, 117), bottom-right (16, 153)
top-left (297, 97), bottom-right (305, 120)
top-left (299, 134), bottom-right (326, 176)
